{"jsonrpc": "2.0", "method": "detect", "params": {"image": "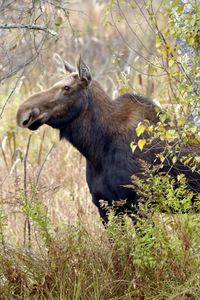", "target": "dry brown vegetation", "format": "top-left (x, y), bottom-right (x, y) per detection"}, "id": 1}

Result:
top-left (0, 1), bottom-right (199, 299)
top-left (0, 0), bottom-right (159, 243)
